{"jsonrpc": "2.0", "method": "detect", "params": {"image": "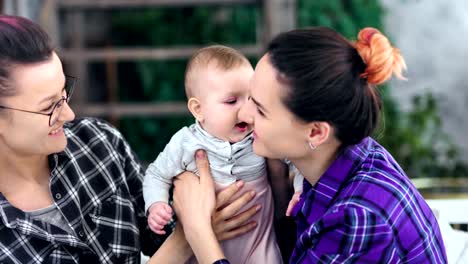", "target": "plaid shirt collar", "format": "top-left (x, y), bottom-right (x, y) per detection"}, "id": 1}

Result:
top-left (291, 137), bottom-right (373, 224)
top-left (0, 151), bottom-right (89, 248)
top-left (0, 193), bottom-right (24, 229)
